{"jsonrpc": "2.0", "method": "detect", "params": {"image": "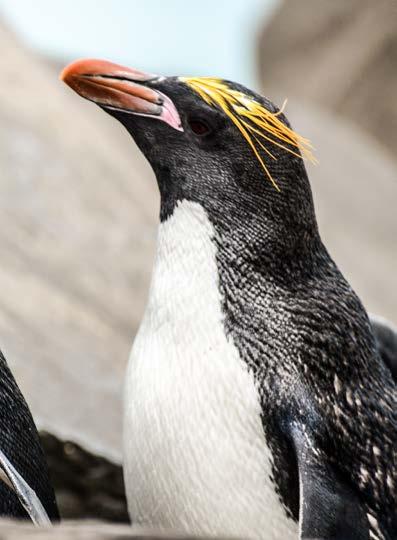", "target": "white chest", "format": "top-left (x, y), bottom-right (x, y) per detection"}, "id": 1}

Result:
top-left (123, 201), bottom-right (297, 539)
